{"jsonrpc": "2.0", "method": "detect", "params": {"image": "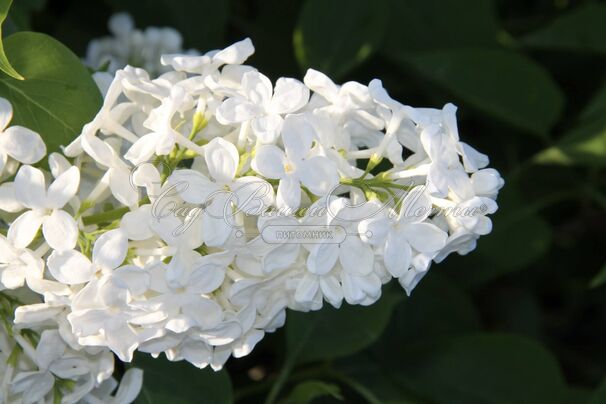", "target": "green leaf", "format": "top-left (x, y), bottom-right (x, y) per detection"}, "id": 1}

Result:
top-left (133, 353), bottom-right (233, 404)
top-left (522, 3), bottom-right (606, 54)
top-left (383, 0), bottom-right (500, 53)
top-left (282, 380), bottom-right (343, 404)
top-left (106, 0), bottom-right (229, 50)
top-left (394, 334), bottom-right (569, 404)
top-left (0, 0), bottom-right (24, 80)
top-left (398, 48), bottom-right (564, 137)
top-left (286, 288), bottom-right (402, 365)
top-left (534, 81), bottom-right (606, 168)
top-left (534, 115), bottom-right (606, 168)
top-left (294, 0), bottom-right (388, 79)
top-left (0, 32), bottom-right (102, 154)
